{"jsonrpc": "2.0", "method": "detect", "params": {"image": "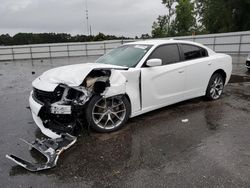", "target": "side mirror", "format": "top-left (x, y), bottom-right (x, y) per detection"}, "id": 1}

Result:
top-left (146, 59), bottom-right (162, 67)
